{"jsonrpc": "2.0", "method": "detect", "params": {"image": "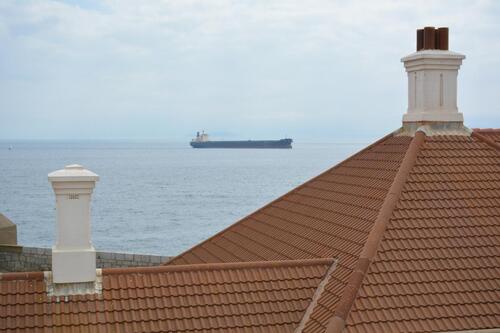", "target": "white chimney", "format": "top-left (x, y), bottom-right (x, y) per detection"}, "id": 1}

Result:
top-left (402, 27), bottom-right (465, 124)
top-left (48, 164), bottom-right (99, 284)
